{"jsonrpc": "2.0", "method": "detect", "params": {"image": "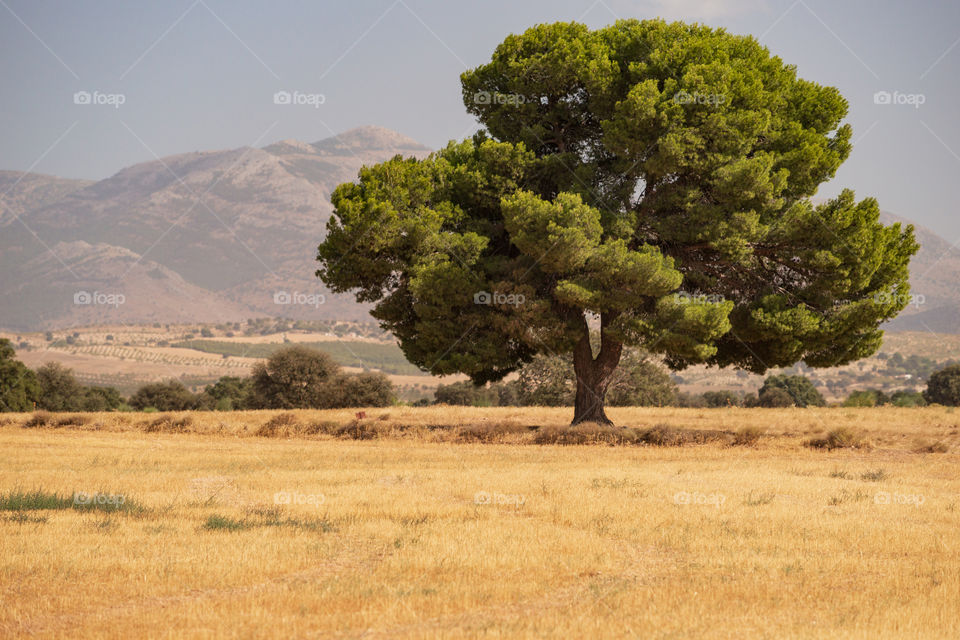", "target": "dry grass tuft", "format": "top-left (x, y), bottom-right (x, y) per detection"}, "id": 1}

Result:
top-left (143, 414), bottom-right (194, 434)
top-left (806, 427), bottom-right (871, 450)
top-left (915, 439), bottom-right (950, 453)
top-left (533, 423), bottom-right (640, 445)
top-left (732, 425), bottom-right (765, 446)
top-left (256, 412), bottom-right (301, 438)
top-left (458, 421), bottom-right (531, 443)
top-left (54, 414), bottom-right (91, 428)
top-left (332, 419), bottom-right (394, 440)
top-left (638, 424), bottom-right (730, 446)
top-left (22, 411), bottom-right (54, 429)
